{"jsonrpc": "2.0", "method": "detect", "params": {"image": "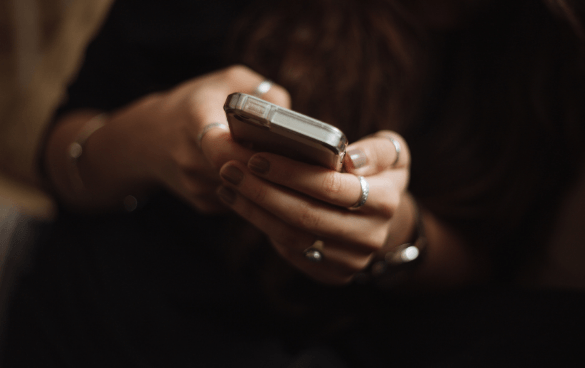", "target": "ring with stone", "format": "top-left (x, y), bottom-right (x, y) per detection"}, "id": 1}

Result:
top-left (303, 239), bottom-right (324, 262)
